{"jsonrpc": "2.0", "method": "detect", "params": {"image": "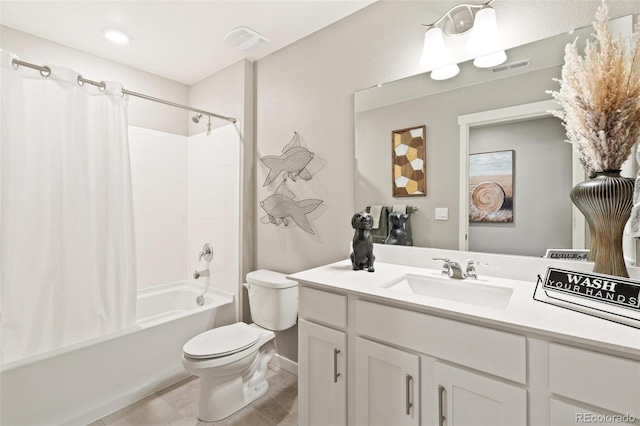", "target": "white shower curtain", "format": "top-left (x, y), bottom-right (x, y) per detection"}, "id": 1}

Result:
top-left (0, 51), bottom-right (137, 363)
